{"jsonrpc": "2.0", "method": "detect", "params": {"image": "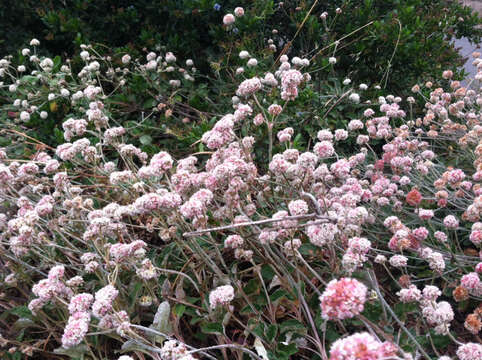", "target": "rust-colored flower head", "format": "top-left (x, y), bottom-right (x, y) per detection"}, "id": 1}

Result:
top-left (399, 275), bottom-right (412, 288)
top-left (464, 313), bottom-right (482, 334)
top-left (406, 188), bottom-right (422, 206)
top-left (453, 285), bottom-right (469, 302)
